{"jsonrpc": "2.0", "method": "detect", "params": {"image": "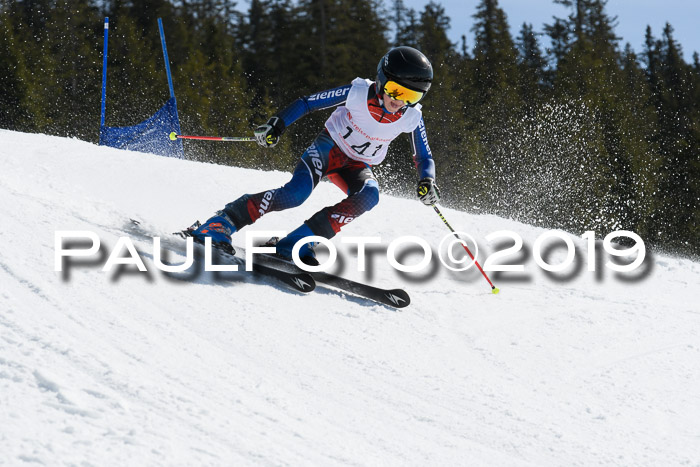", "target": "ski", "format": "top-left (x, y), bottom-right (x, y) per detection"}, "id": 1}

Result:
top-left (173, 226), bottom-right (316, 293)
top-left (131, 219), bottom-right (405, 305)
top-left (249, 261), bottom-right (316, 293)
top-left (248, 250), bottom-right (411, 309)
top-left (310, 270), bottom-right (410, 308)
